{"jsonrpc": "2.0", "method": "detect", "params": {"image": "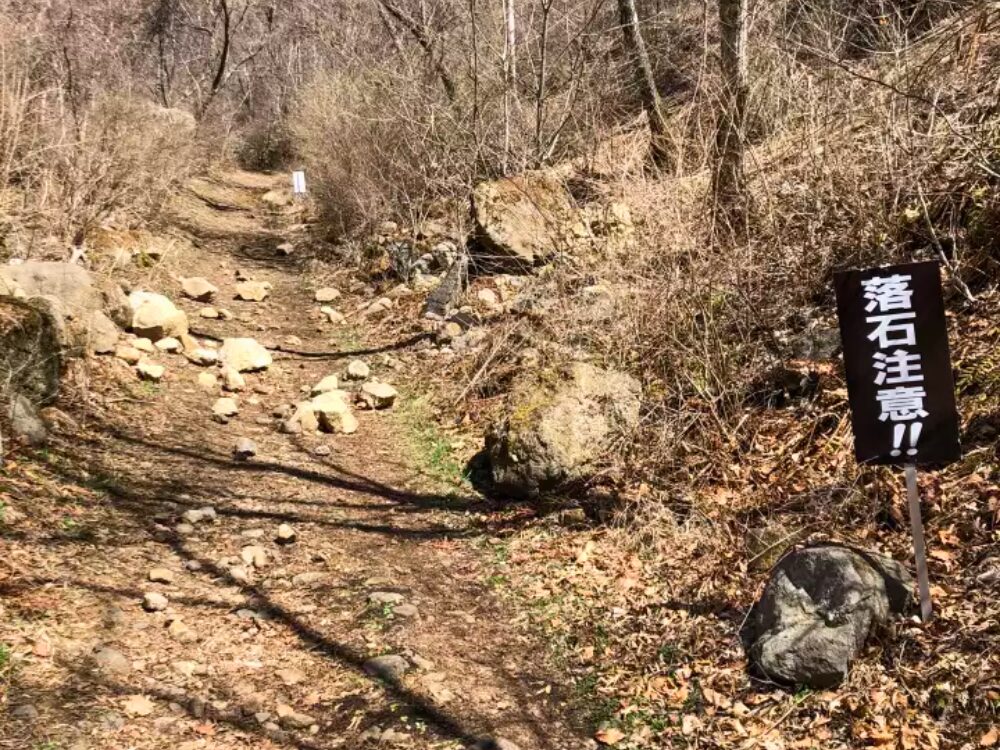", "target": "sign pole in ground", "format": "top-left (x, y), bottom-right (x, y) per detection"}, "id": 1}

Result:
top-left (904, 464), bottom-right (933, 622)
top-left (834, 260), bottom-right (961, 623)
